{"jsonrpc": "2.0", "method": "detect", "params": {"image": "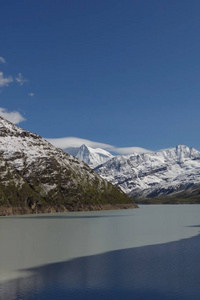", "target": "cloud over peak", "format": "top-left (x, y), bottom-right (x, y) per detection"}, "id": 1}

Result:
top-left (47, 137), bottom-right (113, 150)
top-left (46, 137), bottom-right (152, 155)
top-left (0, 107), bottom-right (26, 124)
